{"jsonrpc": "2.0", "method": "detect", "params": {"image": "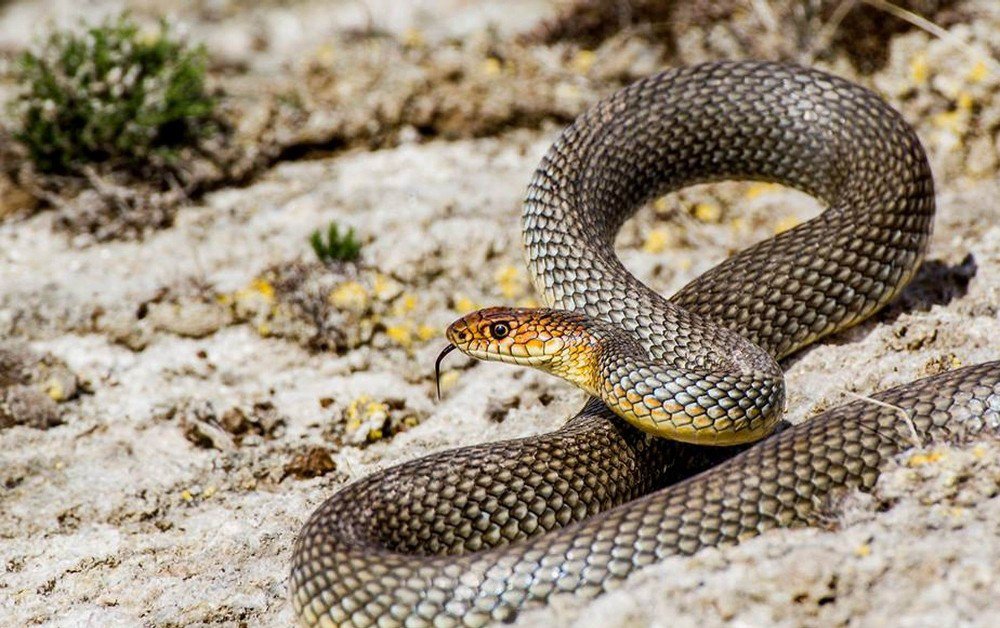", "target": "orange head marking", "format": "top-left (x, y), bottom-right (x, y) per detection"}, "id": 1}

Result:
top-left (436, 307), bottom-right (602, 398)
